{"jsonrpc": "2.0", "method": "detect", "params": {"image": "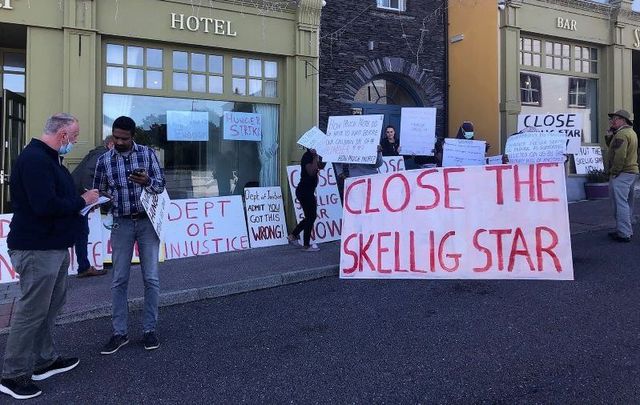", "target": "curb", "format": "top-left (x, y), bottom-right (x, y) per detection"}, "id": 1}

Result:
top-left (0, 265), bottom-right (339, 335)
